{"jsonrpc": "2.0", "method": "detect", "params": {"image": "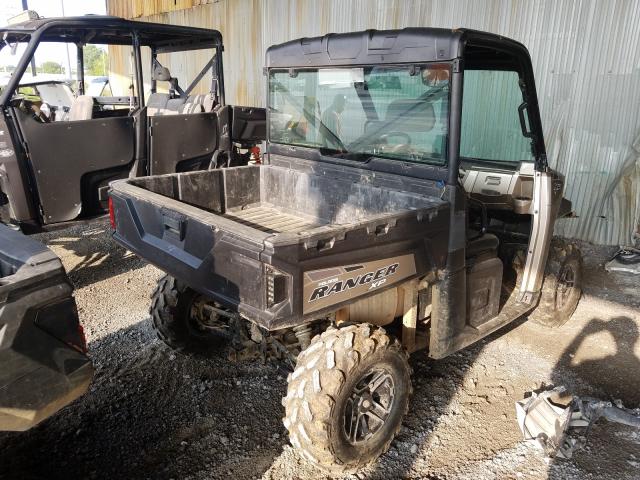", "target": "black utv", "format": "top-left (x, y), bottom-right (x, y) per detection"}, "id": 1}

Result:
top-left (0, 224), bottom-right (92, 431)
top-left (109, 28), bottom-right (582, 471)
top-left (0, 14), bottom-right (264, 231)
